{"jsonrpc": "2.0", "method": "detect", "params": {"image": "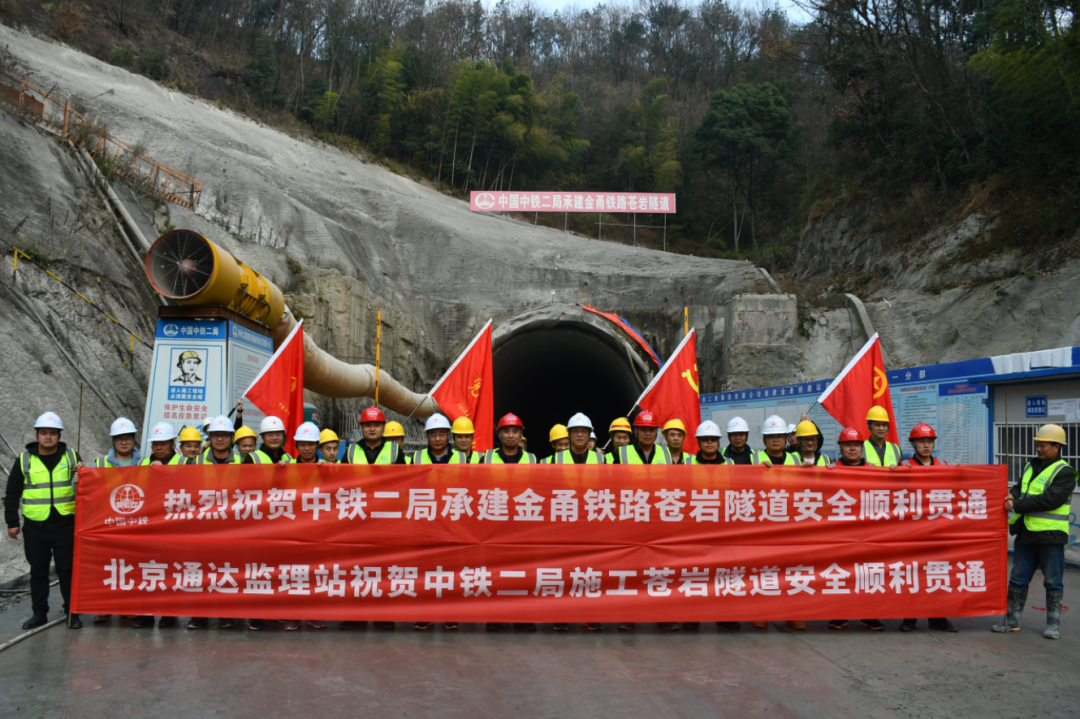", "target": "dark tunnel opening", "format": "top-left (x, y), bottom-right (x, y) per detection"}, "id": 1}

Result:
top-left (493, 327), bottom-right (644, 460)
